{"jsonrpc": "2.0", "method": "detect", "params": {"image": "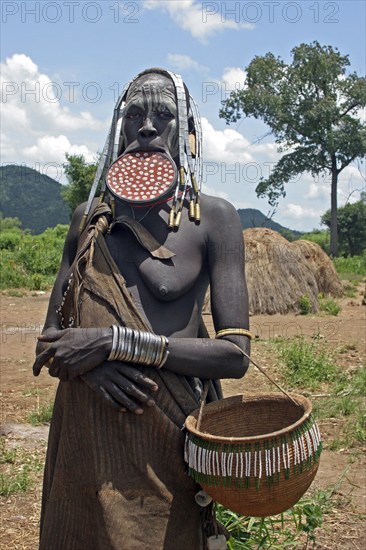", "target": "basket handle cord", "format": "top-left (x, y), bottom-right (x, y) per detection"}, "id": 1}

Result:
top-left (241, 350), bottom-right (298, 405)
top-left (197, 349), bottom-right (298, 430)
top-left (197, 381), bottom-right (210, 431)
